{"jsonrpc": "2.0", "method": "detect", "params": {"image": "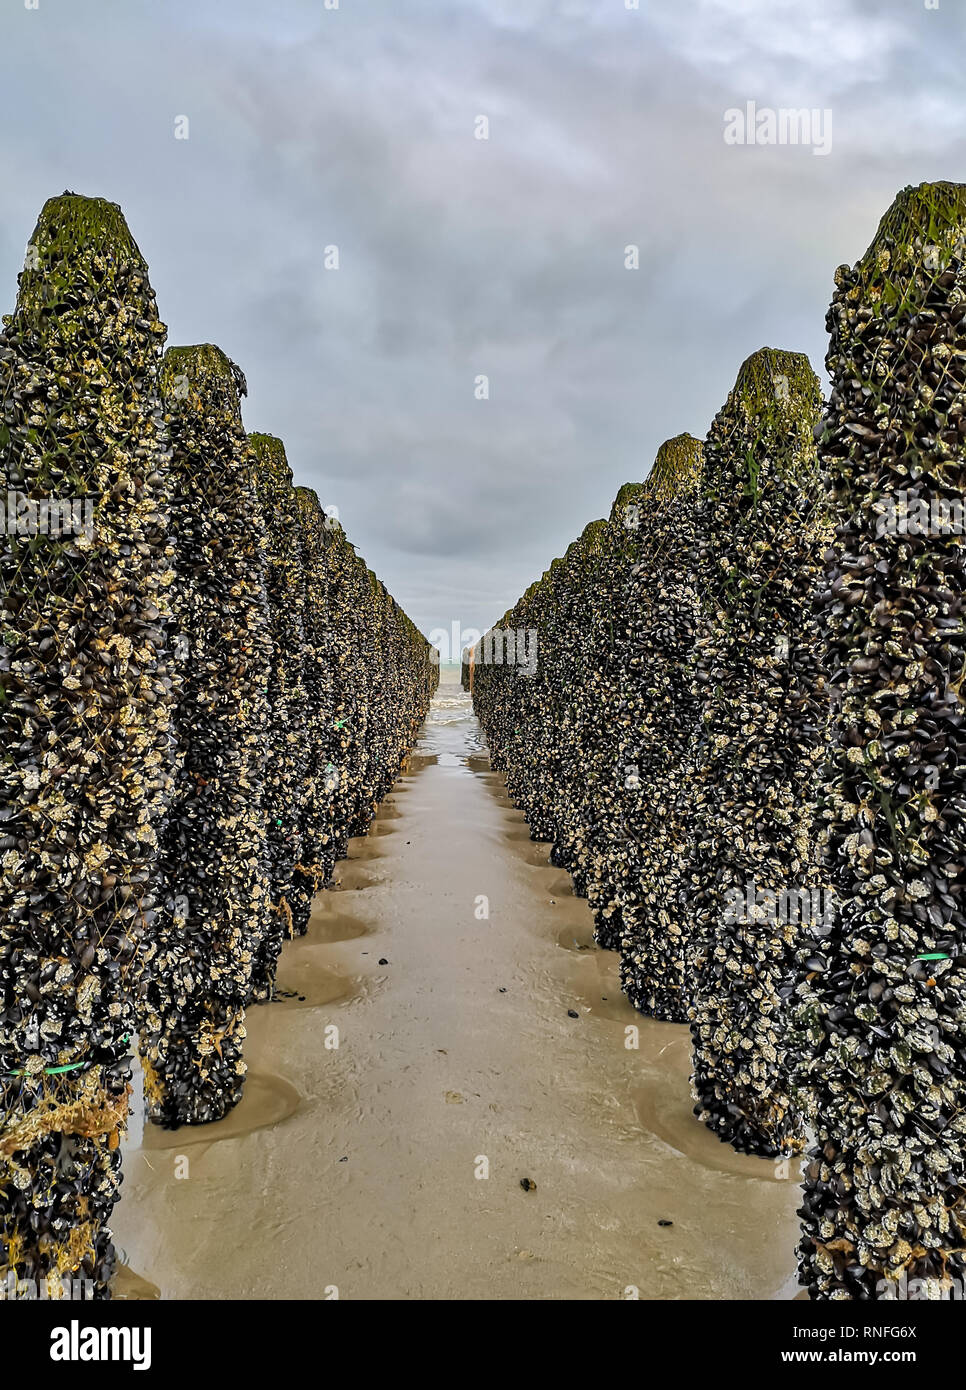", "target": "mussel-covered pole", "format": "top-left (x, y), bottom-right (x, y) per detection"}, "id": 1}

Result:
top-left (575, 486), bottom-right (648, 949)
top-left (473, 502), bottom-right (654, 947)
top-left (475, 470), bottom-right (712, 966)
top-left (291, 488), bottom-right (437, 915)
top-left (246, 433), bottom-right (308, 999)
top-left (0, 194), bottom-right (173, 1294)
top-left (474, 522), bottom-right (611, 860)
top-left (687, 347), bottom-right (828, 1157)
top-left (291, 486), bottom-right (334, 926)
top-left (504, 572), bottom-right (554, 838)
top-left (541, 524), bottom-right (606, 862)
top-left (366, 575), bottom-right (408, 809)
top-left (324, 526), bottom-right (365, 866)
top-left (468, 600), bottom-right (518, 826)
top-left (477, 560), bottom-right (559, 840)
top-left (139, 345), bottom-right (272, 1128)
top-left (555, 514), bottom-right (633, 943)
top-left (616, 435), bottom-right (704, 1021)
top-left (359, 572), bottom-right (385, 827)
top-left (345, 560), bottom-right (376, 840)
top-left (403, 608), bottom-right (439, 755)
top-left (795, 182), bottom-right (966, 1298)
